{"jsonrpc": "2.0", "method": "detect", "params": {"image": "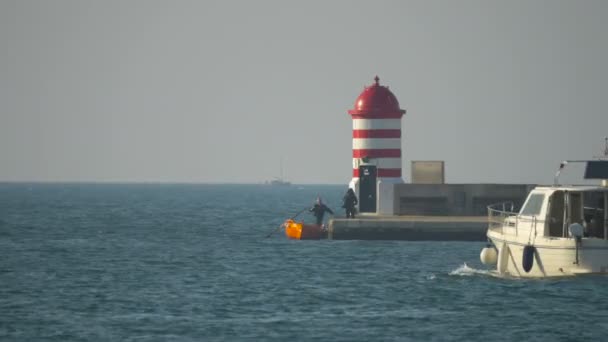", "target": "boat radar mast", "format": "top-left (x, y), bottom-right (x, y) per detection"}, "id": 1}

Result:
top-left (269, 158), bottom-right (291, 186)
